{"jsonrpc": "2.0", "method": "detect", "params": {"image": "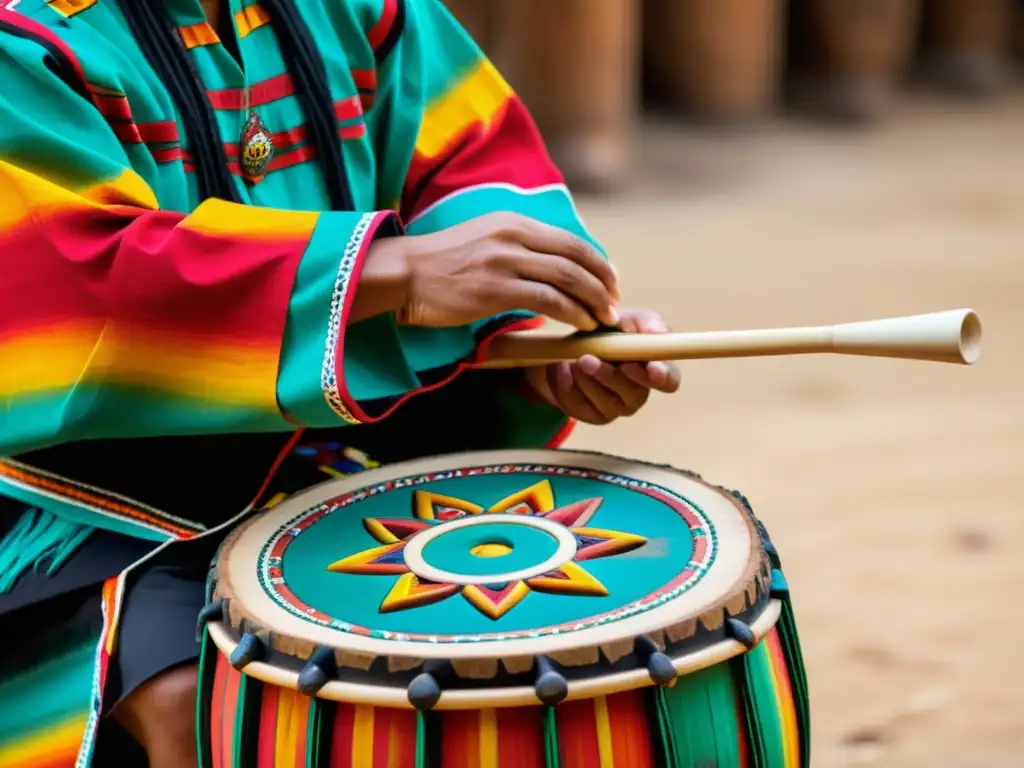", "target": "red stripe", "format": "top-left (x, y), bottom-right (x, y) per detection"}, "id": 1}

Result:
top-left (497, 707), bottom-right (545, 767)
top-left (556, 699), bottom-right (602, 768)
top-left (91, 91), bottom-right (133, 121)
top-left (153, 146), bottom-right (186, 163)
top-left (351, 69), bottom-right (377, 90)
top-left (0, 9), bottom-right (88, 85)
top-left (221, 666), bottom-right (243, 768)
top-left (207, 72), bottom-right (295, 109)
top-left (137, 121), bottom-right (180, 143)
top-left (366, 0), bottom-right (397, 49)
top-left (330, 703), bottom-right (356, 767)
top-left (210, 656), bottom-right (229, 768)
top-left (402, 96), bottom-right (563, 221)
top-left (334, 95), bottom-right (364, 121)
top-left (256, 684), bottom-right (280, 768)
top-left (546, 418), bottom-right (577, 448)
top-left (608, 690), bottom-right (656, 767)
top-left (0, 206), bottom-right (308, 343)
top-left (111, 120), bottom-right (179, 145)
